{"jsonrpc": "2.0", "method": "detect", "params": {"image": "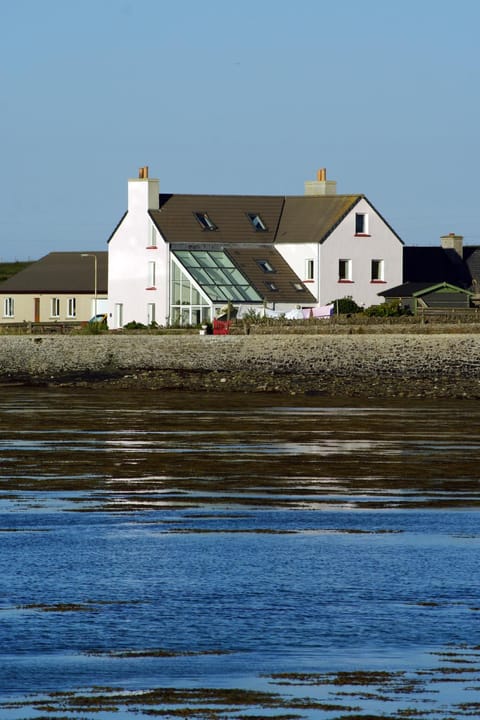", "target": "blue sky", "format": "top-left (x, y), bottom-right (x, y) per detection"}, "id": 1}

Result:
top-left (1, 0), bottom-right (479, 260)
